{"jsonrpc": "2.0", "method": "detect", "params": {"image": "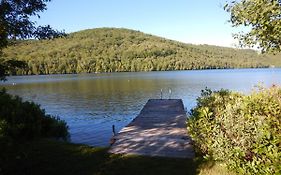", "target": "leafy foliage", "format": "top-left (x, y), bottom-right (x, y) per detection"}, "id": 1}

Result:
top-left (0, 59), bottom-right (27, 81)
top-left (0, 0), bottom-right (50, 48)
top-left (225, 0), bottom-right (281, 53)
top-left (2, 28), bottom-right (281, 75)
top-left (0, 88), bottom-right (69, 140)
top-left (34, 25), bottom-right (67, 40)
top-left (0, 0), bottom-right (66, 80)
top-left (187, 87), bottom-right (281, 175)
top-left (0, 0), bottom-right (66, 48)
